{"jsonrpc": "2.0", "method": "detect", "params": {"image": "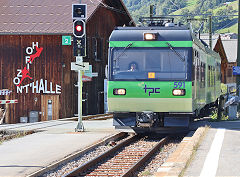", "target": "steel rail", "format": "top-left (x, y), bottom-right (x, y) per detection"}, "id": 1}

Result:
top-left (64, 135), bottom-right (170, 177)
top-left (27, 132), bottom-right (127, 177)
top-left (122, 136), bottom-right (169, 177)
top-left (63, 134), bottom-right (137, 177)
